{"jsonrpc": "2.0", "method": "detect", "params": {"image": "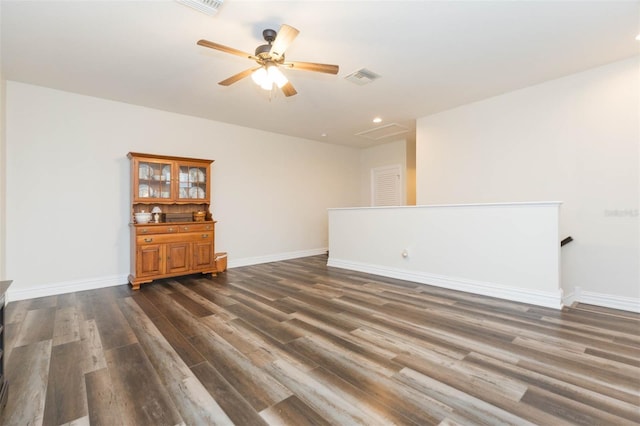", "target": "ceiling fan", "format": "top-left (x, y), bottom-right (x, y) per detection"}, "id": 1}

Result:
top-left (197, 24), bottom-right (339, 97)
